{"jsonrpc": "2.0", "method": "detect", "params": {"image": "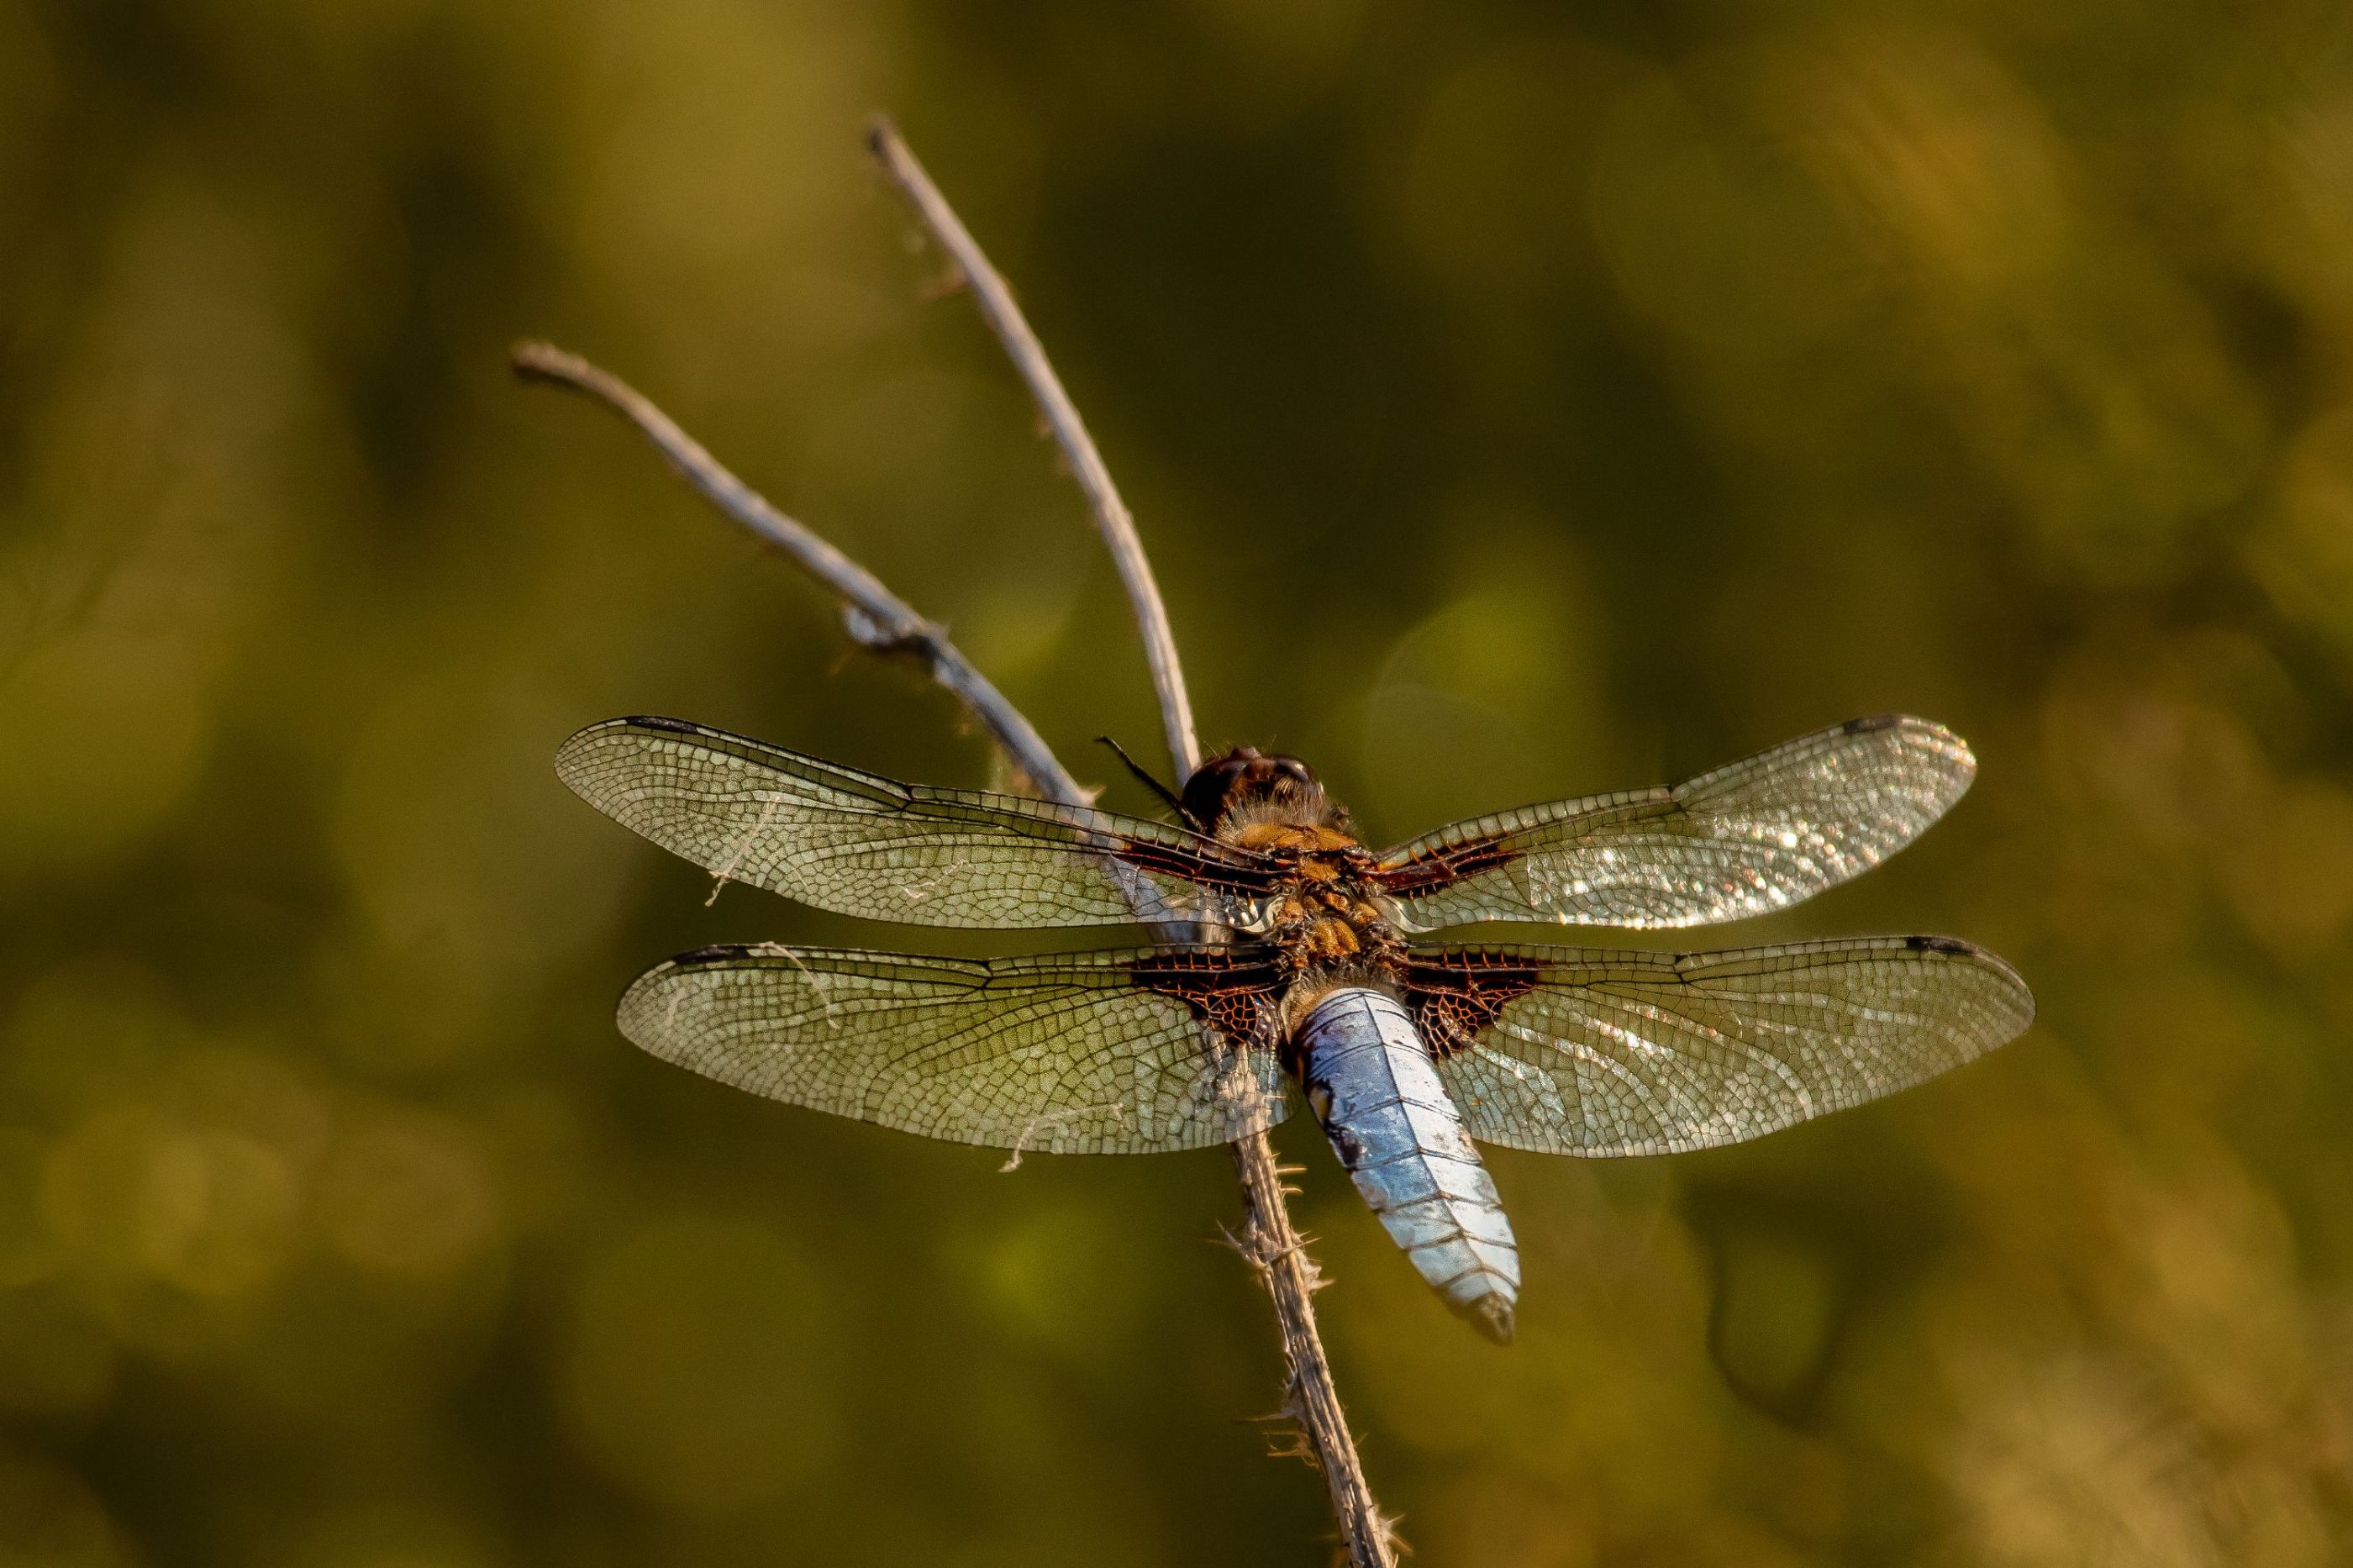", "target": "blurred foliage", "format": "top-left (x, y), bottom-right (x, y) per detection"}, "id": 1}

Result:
top-left (3, 0), bottom-right (2353, 1564)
